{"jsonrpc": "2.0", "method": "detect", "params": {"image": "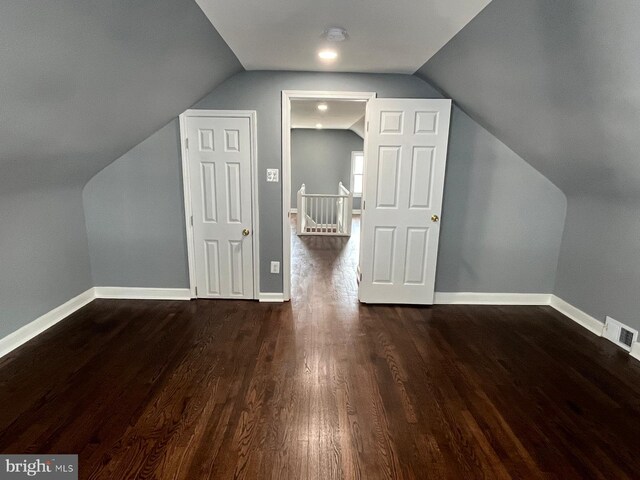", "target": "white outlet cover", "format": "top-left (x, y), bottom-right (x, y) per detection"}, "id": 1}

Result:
top-left (270, 261), bottom-right (280, 274)
top-left (266, 168), bottom-right (279, 182)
